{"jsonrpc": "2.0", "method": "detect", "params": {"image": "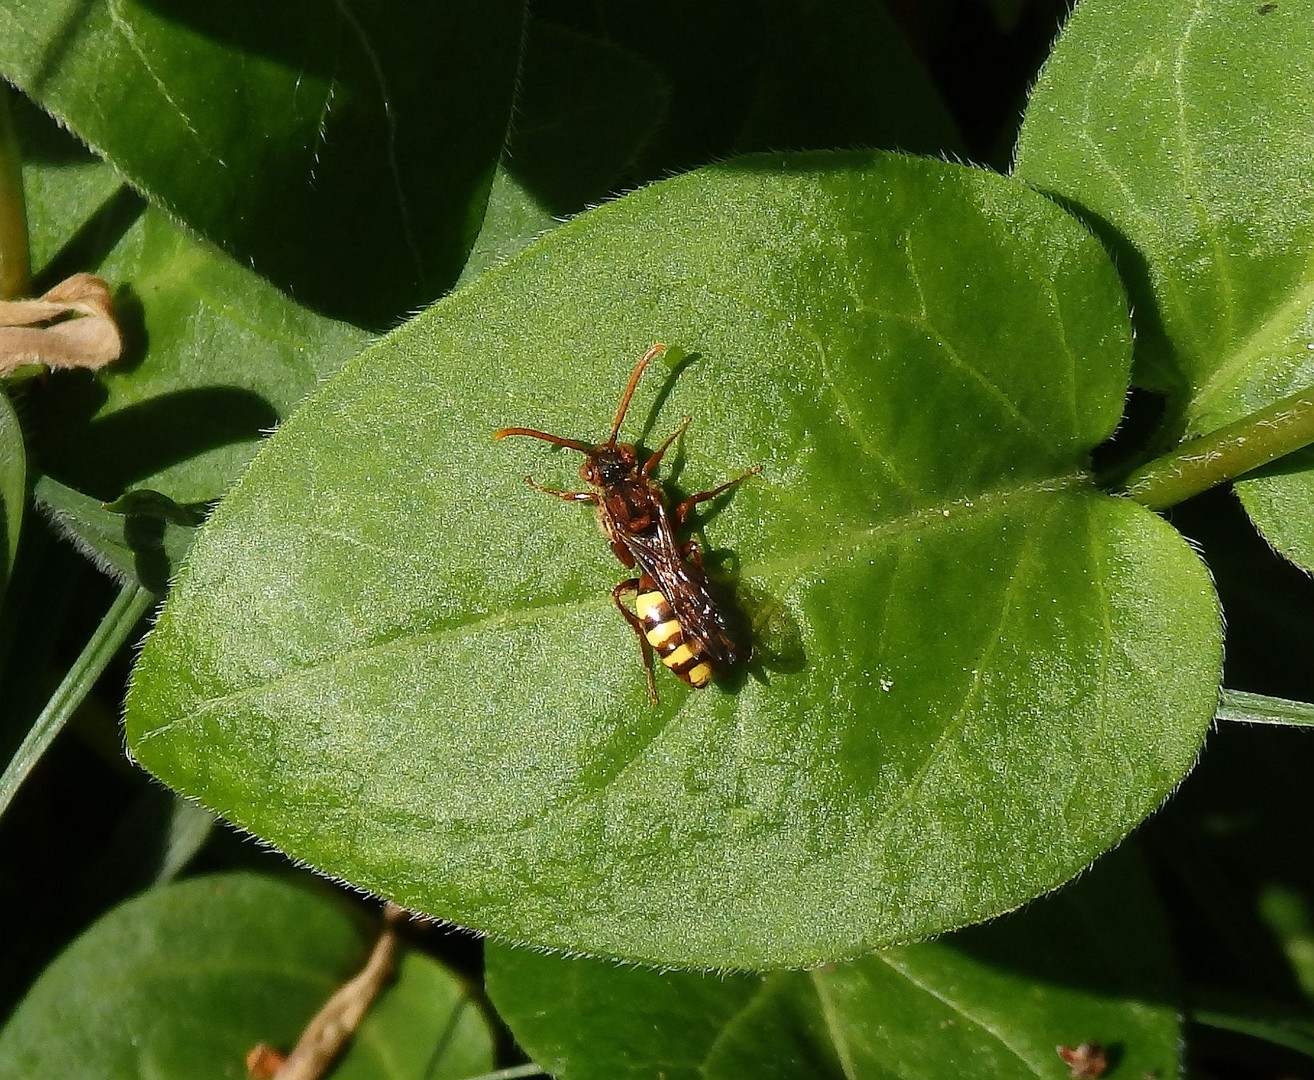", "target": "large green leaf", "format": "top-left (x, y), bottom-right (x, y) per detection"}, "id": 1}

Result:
top-left (0, 873), bottom-right (493, 1080)
top-left (13, 100), bottom-right (371, 508)
top-left (1014, 0), bottom-right (1314, 569)
top-left (0, 0), bottom-right (525, 327)
top-left (541, 0), bottom-right (960, 169)
top-left (486, 847), bottom-right (1180, 1079)
top-left (733, 0), bottom-right (961, 156)
top-left (458, 19), bottom-right (668, 286)
top-left (125, 151), bottom-right (1221, 967)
